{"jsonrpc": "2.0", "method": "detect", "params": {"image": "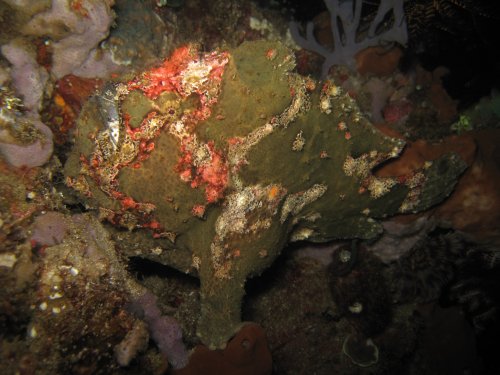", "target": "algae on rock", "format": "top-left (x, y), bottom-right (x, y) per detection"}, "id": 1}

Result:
top-left (64, 40), bottom-right (466, 348)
